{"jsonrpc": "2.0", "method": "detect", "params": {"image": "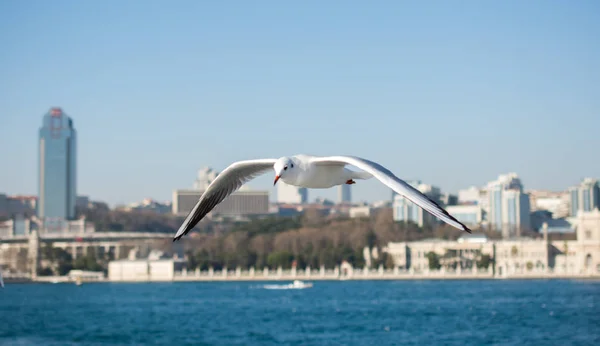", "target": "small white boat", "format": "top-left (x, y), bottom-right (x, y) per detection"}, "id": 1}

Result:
top-left (263, 280), bottom-right (313, 290)
top-left (290, 280), bottom-right (313, 289)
